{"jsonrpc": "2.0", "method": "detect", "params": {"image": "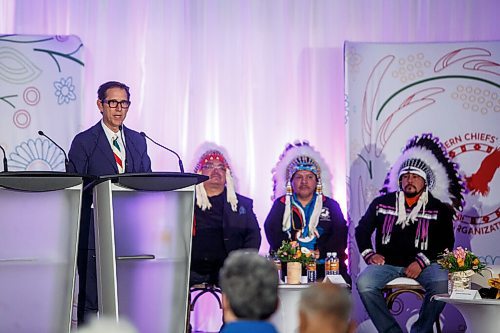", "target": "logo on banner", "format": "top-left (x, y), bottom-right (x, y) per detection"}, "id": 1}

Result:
top-left (444, 133), bottom-right (499, 235)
